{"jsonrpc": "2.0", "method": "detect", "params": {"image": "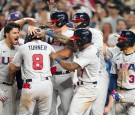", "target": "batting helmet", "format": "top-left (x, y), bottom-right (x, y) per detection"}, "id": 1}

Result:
top-left (72, 13), bottom-right (90, 28)
top-left (70, 28), bottom-right (92, 46)
top-left (27, 29), bottom-right (42, 42)
top-left (50, 11), bottom-right (68, 27)
top-left (116, 30), bottom-right (135, 49)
